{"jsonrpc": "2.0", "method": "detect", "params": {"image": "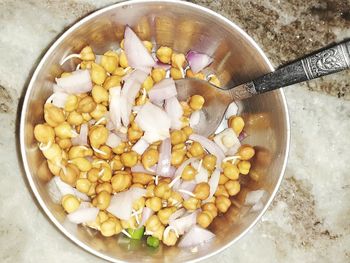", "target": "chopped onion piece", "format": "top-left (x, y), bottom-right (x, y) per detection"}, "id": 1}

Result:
top-left (156, 138), bottom-right (172, 177)
top-left (189, 110), bottom-right (201, 128)
top-left (204, 169), bottom-right (220, 202)
top-left (71, 123), bottom-right (88, 146)
top-left (225, 101), bottom-right (238, 119)
top-left (109, 87), bottom-right (122, 130)
top-left (124, 26), bottom-right (155, 69)
top-left (132, 138), bottom-right (150, 155)
top-left (154, 61), bottom-right (171, 70)
top-left (173, 157), bottom-right (197, 180)
top-left (46, 92), bottom-right (69, 108)
top-left (131, 164), bottom-right (156, 175)
top-left (169, 208), bottom-right (186, 222)
top-left (178, 225), bottom-right (215, 248)
top-left (107, 188), bottom-right (147, 220)
top-left (169, 211), bottom-right (198, 235)
top-left (139, 207), bottom-right (154, 227)
top-left (189, 134), bottom-right (225, 167)
top-left (186, 51), bottom-right (213, 74)
top-left (67, 206), bottom-right (99, 224)
top-left (51, 176), bottom-right (90, 202)
top-left (213, 128), bottom-right (240, 154)
top-left (164, 96), bottom-right (183, 130)
top-left (148, 78), bottom-right (177, 103)
top-left (106, 133), bottom-right (122, 148)
top-left (134, 102), bottom-right (171, 142)
top-left (56, 70), bottom-right (92, 94)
